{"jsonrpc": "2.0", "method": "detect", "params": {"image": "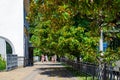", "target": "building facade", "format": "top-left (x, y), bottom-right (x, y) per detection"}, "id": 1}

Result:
top-left (0, 0), bottom-right (31, 67)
